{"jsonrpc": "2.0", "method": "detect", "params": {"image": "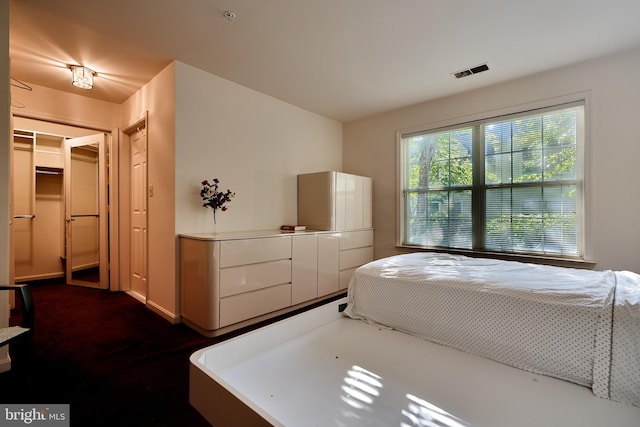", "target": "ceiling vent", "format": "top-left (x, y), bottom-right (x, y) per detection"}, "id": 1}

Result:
top-left (452, 63), bottom-right (489, 79)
